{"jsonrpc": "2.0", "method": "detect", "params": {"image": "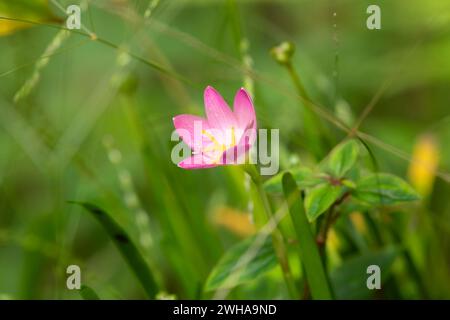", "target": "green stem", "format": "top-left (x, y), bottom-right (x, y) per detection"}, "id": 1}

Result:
top-left (282, 173), bottom-right (333, 299)
top-left (284, 62), bottom-right (327, 158)
top-left (245, 165), bottom-right (299, 299)
top-left (316, 208), bottom-right (334, 266)
top-left (317, 192), bottom-right (348, 265)
top-left (286, 62), bottom-right (309, 100)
